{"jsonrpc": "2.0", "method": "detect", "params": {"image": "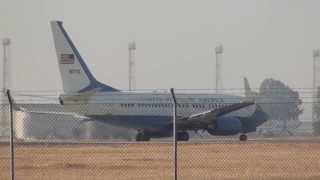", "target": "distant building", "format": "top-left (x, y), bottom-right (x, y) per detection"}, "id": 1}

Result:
top-left (13, 104), bottom-right (135, 140)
